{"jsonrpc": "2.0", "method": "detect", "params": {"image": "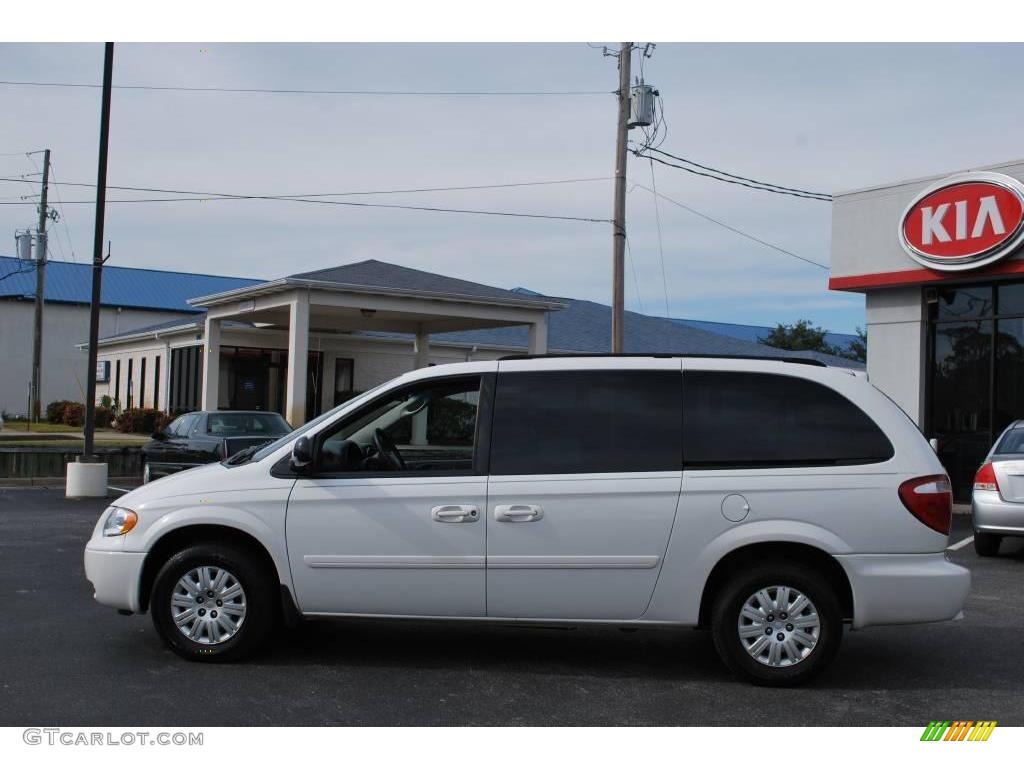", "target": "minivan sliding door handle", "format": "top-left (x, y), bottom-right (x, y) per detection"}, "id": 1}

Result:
top-left (494, 504), bottom-right (544, 522)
